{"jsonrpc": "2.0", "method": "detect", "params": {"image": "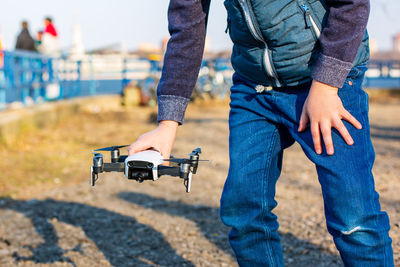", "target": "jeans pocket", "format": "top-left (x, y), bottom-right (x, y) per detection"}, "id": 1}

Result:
top-left (339, 62), bottom-right (369, 113)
